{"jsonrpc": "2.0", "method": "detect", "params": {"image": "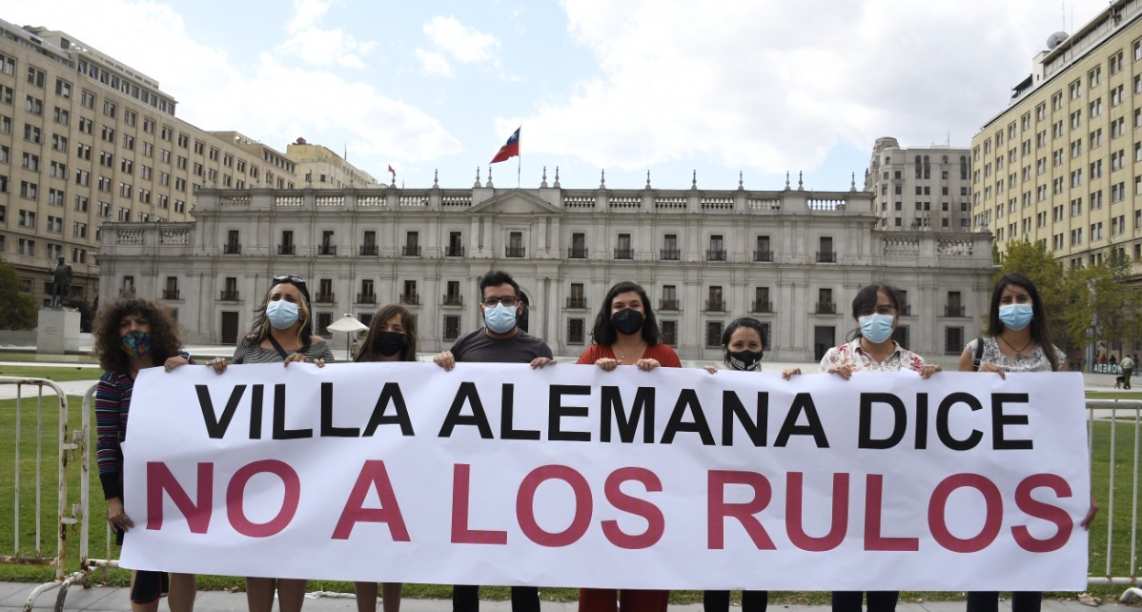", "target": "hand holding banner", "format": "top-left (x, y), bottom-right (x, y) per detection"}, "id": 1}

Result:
top-left (121, 363), bottom-right (1089, 591)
